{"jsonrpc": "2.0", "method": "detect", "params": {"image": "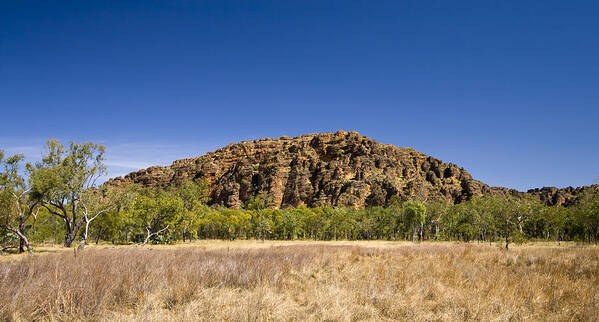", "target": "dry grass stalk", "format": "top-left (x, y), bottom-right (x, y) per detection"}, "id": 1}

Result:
top-left (0, 243), bottom-right (597, 321)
